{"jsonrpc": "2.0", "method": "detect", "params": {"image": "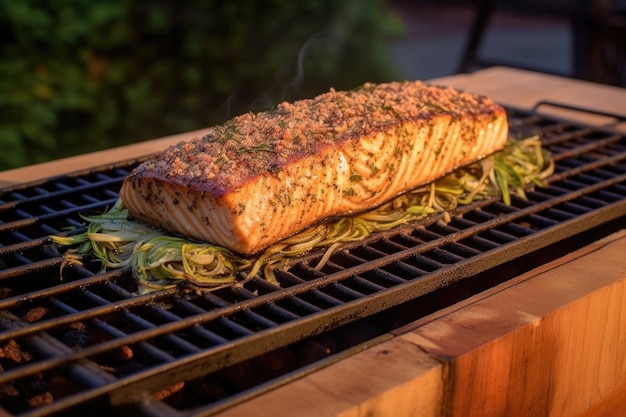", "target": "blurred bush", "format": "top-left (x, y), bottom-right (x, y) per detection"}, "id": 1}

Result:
top-left (0, 0), bottom-right (402, 170)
